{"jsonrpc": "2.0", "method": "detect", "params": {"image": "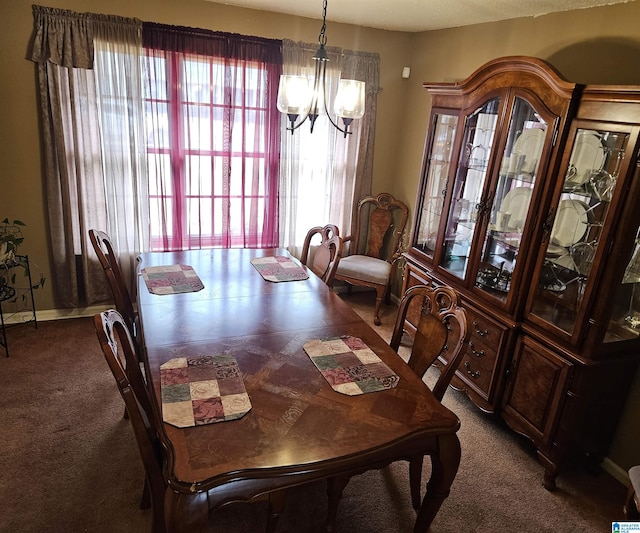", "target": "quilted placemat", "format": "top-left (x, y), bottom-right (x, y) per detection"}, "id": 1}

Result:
top-left (141, 264), bottom-right (204, 295)
top-left (160, 354), bottom-right (251, 428)
top-left (303, 336), bottom-right (400, 396)
top-left (250, 255), bottom-right (309, 282)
